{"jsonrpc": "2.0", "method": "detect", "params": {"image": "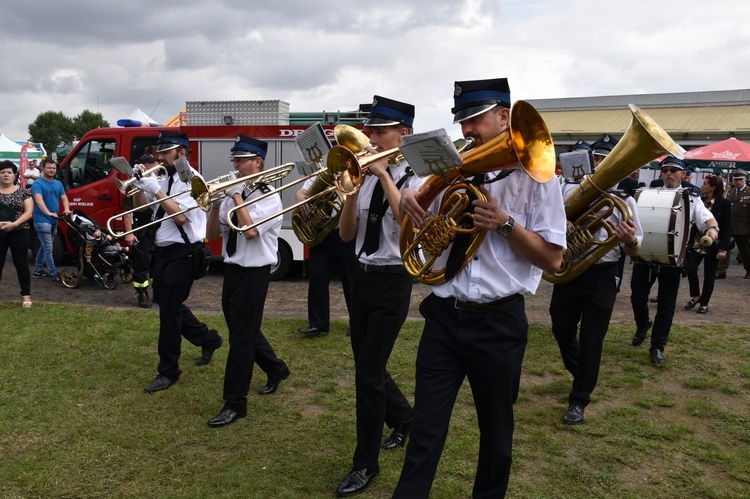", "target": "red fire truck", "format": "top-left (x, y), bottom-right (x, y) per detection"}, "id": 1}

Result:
top-left (50, 100), bottom-right (367, 280)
